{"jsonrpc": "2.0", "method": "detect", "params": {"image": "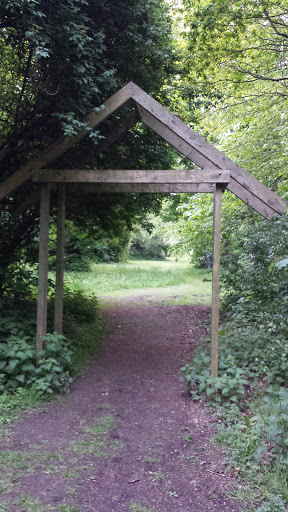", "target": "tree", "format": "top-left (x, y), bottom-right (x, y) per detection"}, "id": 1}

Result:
top-left (183, 0), bottom-right (288, 104)
top-left (0, 0), bottom-right (176, 291)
